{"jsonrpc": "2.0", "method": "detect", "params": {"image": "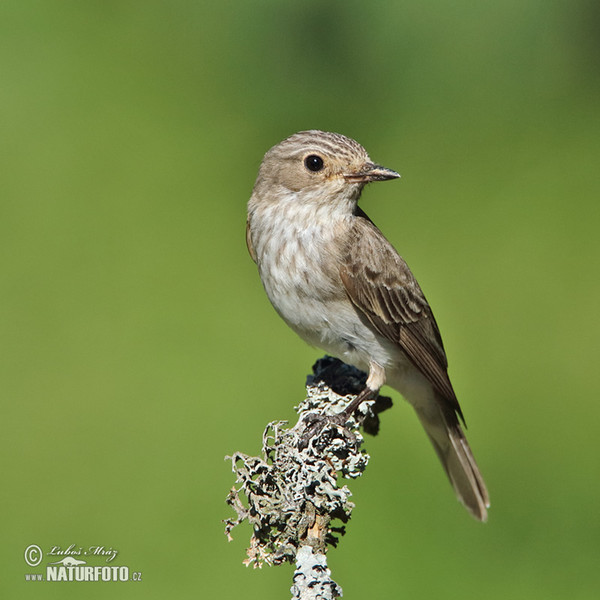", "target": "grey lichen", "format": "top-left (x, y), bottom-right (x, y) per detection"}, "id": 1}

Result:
top-left (291, 545), bottom-right (343, 600)
top-left (224, 357), bottom-right (392, 584)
